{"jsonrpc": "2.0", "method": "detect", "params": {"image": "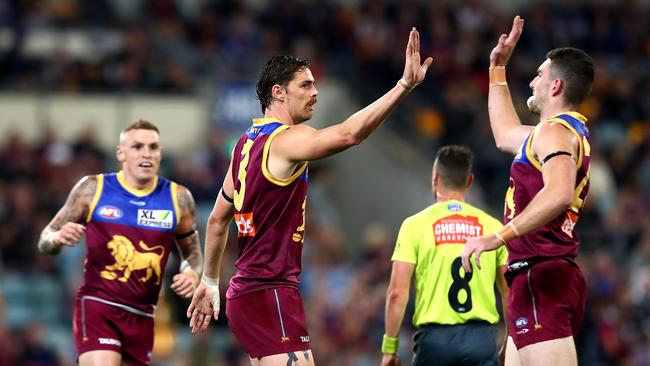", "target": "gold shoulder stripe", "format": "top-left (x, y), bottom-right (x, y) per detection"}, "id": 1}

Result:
top-left (262, 125), bottom-right (308, 186)
top-left (86, 174), bottom-right (104, 223)
top-left (565, 111), bottom-right (587, 124)
top-left (117, 171), bottom-right (158, 196)
top-left (171, 181), bottom-right (181, 225)
top-left (544, 118), bottom-right (584, 169)
top-left (252, 117), bottom-right (281, 126)
top-left (525, 126), bottom-right (543, 172)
